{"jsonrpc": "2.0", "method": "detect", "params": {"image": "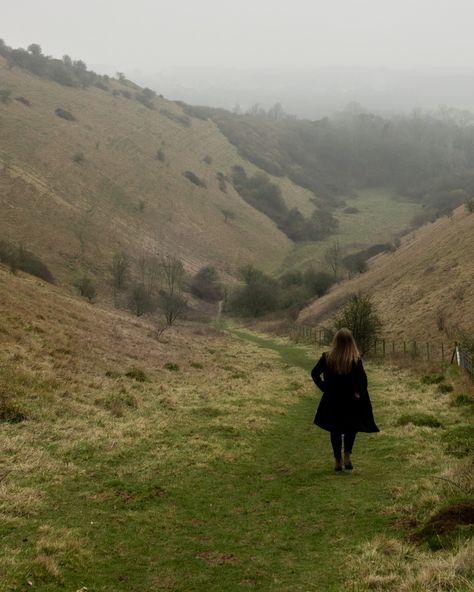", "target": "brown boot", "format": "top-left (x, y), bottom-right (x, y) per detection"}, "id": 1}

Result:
top-left (344, 452), bottom-right (353, 470)
top-left (334, 457), bottom-right (343, 472)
